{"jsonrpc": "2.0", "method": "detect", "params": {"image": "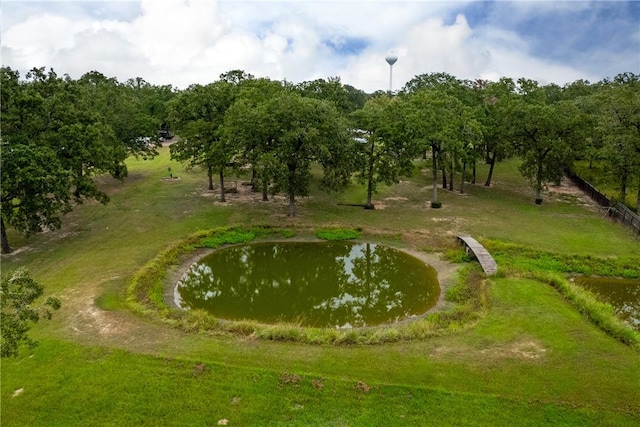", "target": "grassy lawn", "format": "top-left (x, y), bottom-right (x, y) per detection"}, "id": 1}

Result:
top-left (2, 146), bottom-right (639, 426)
